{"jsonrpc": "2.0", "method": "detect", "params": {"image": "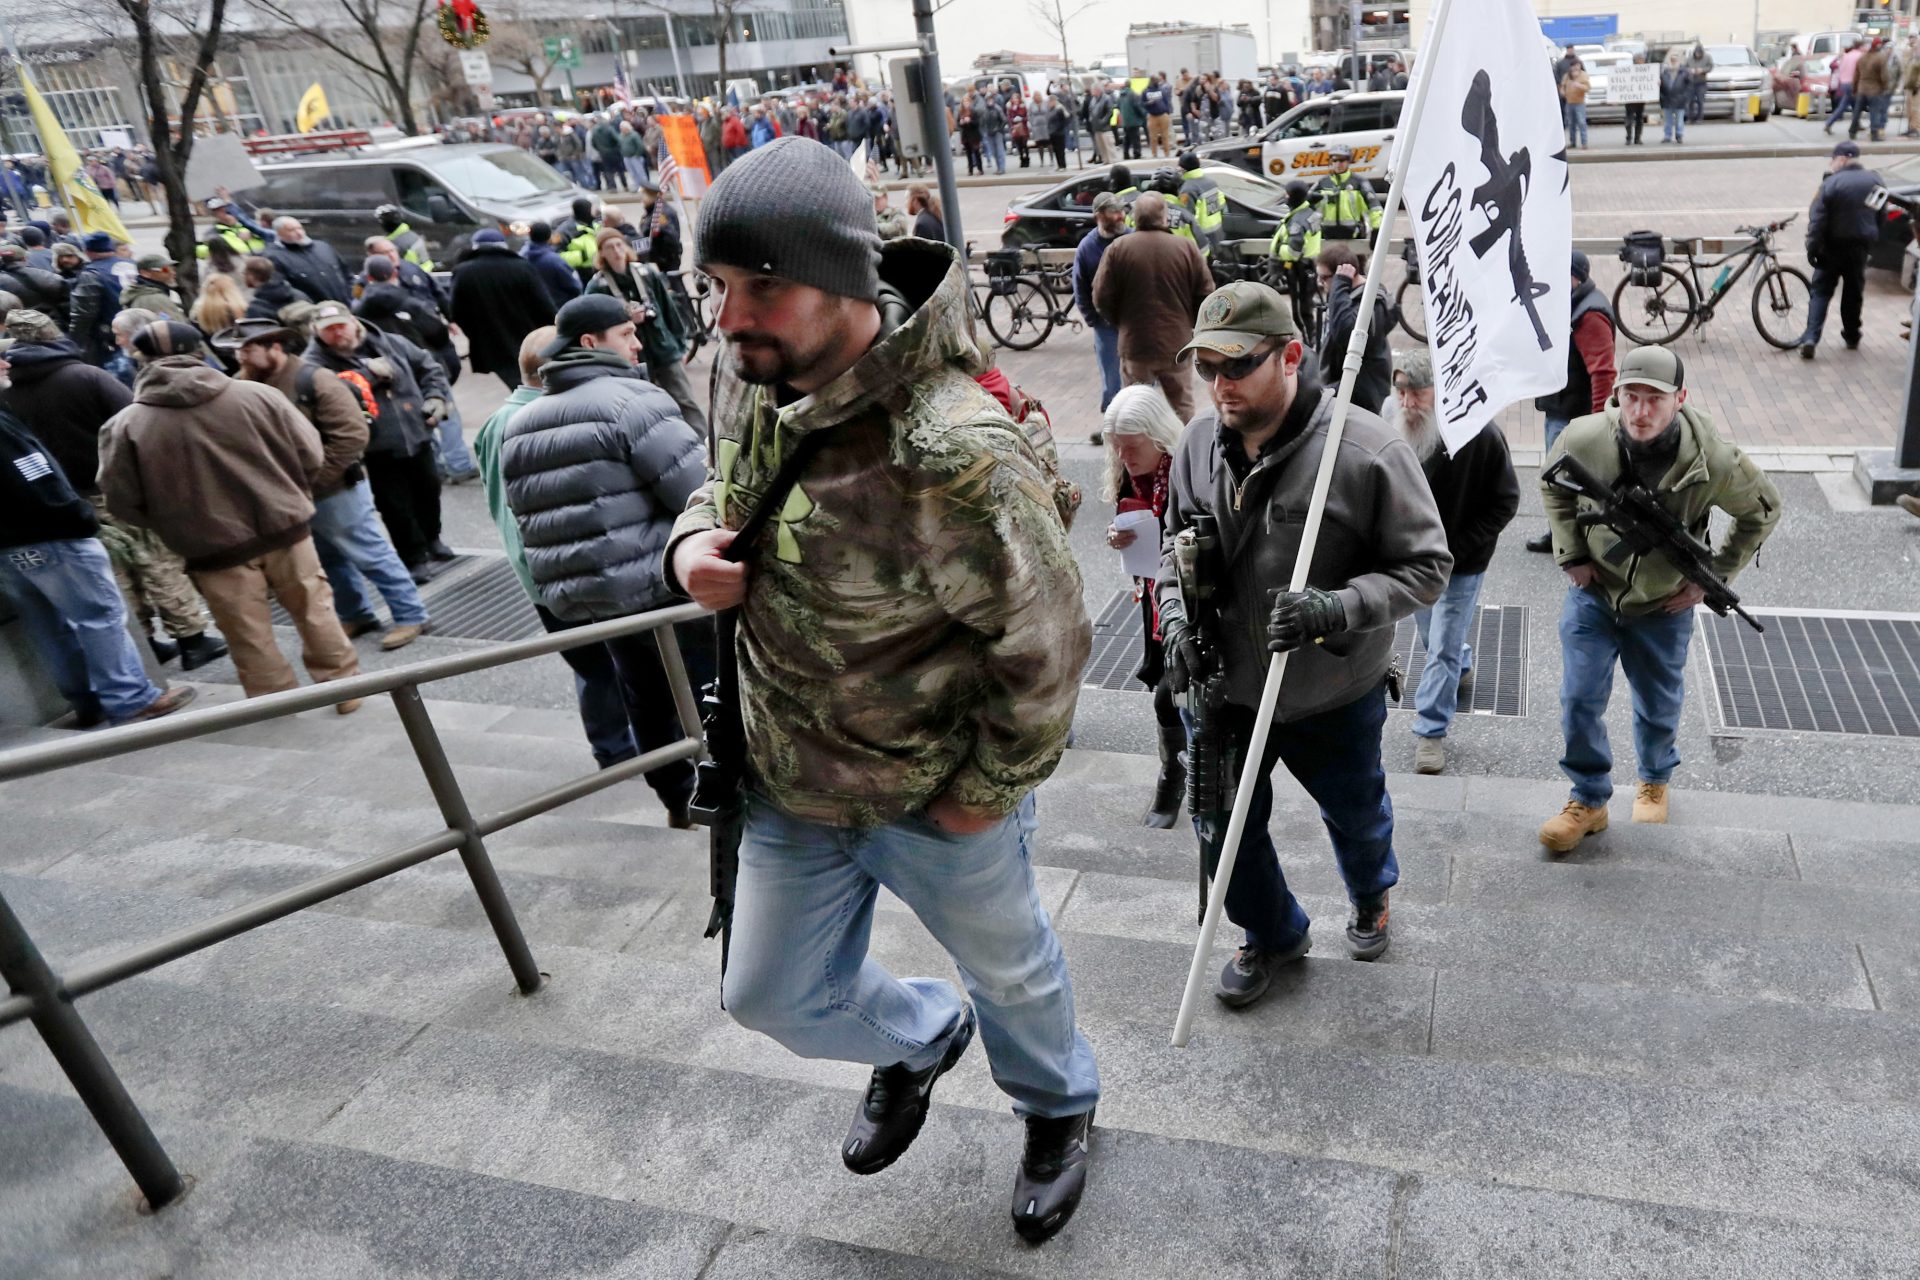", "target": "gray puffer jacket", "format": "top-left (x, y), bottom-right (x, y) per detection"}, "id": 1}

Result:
top-left (500, 348), bottom-right (704, 621)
